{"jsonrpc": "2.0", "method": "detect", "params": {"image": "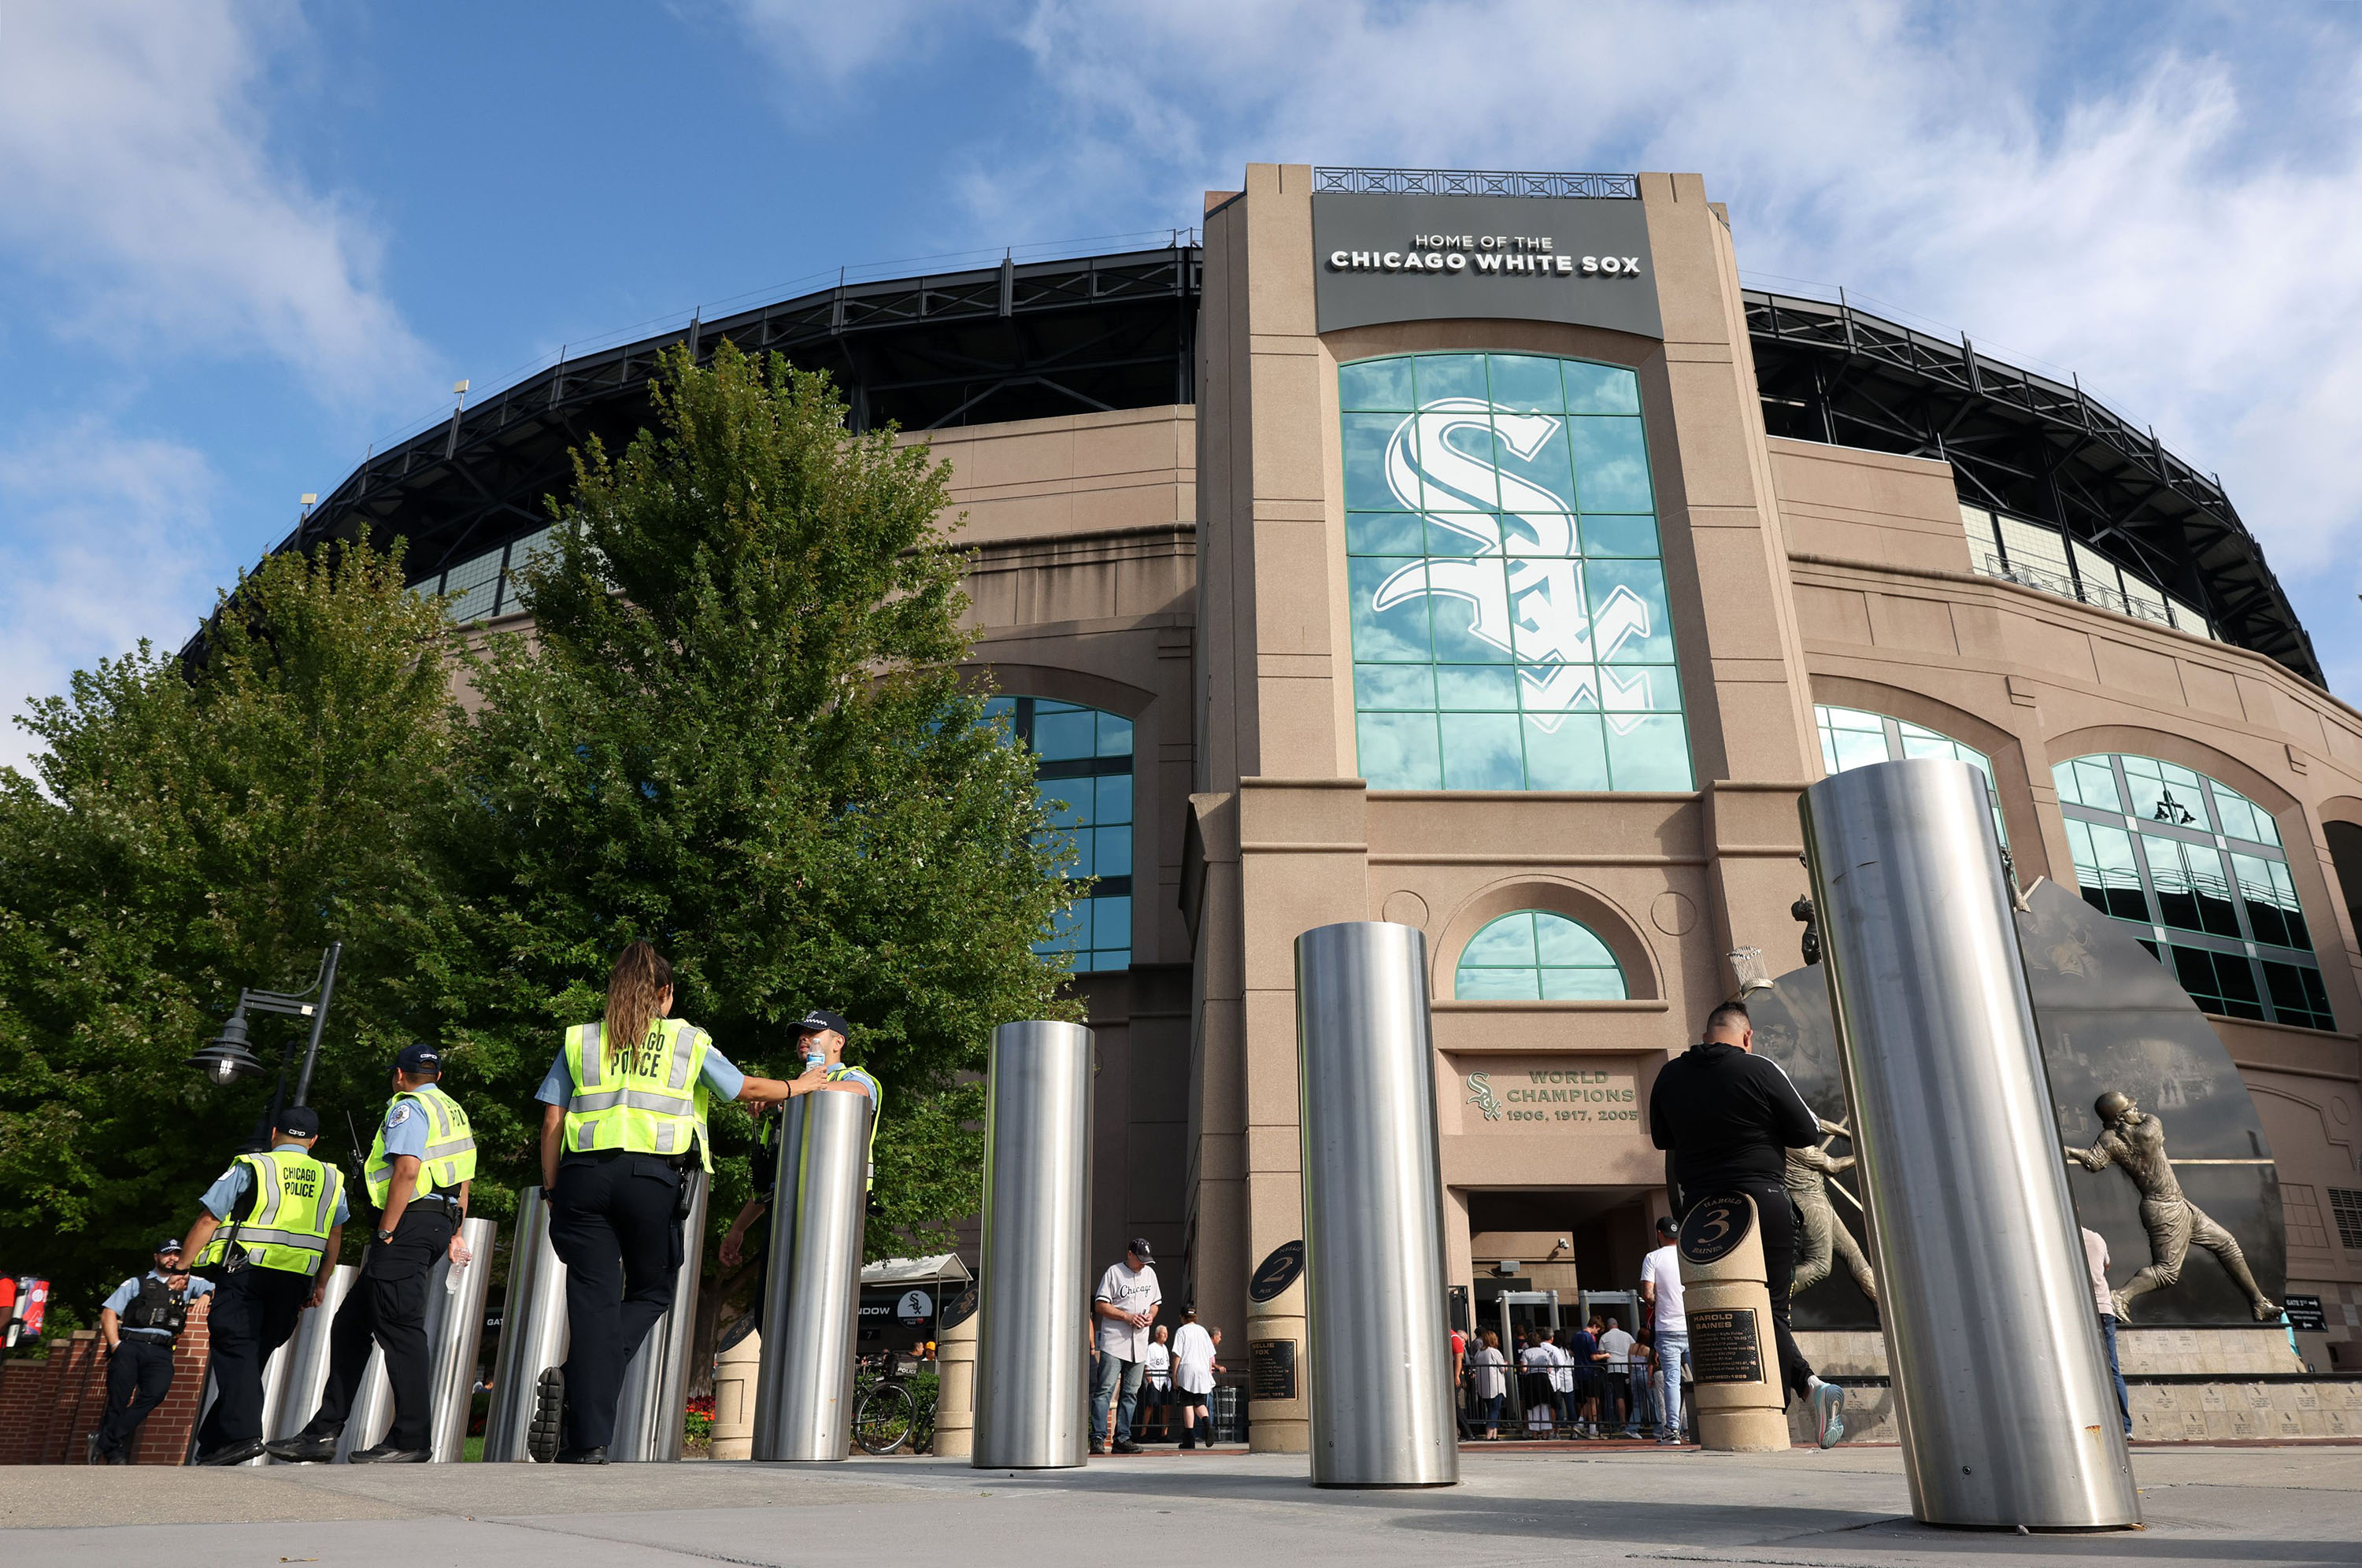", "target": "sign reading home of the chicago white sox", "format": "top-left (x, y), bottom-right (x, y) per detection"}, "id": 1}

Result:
top-left (1311, 193), bottom-right (1661, 337)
